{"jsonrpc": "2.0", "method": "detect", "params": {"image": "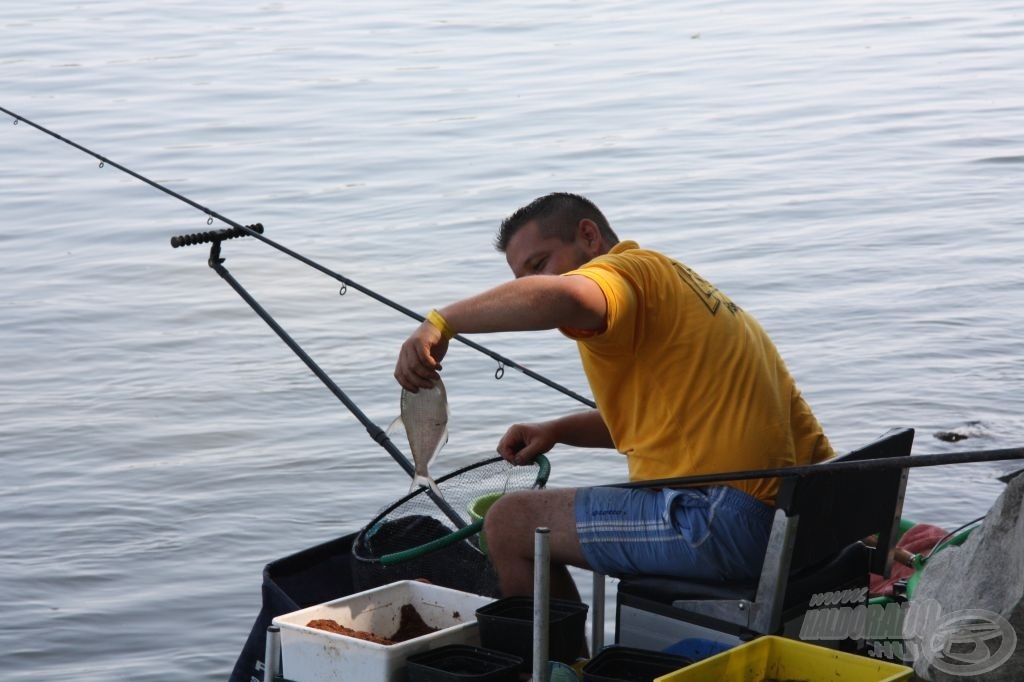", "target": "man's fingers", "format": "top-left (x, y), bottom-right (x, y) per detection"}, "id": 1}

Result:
top-left (397, 363), bottom-right (439, 391)
top-left (496, 435), bottom-right (523, 462)
top-left (496, 424), bottom-right (548, 465)
top-left (396, 371), bottom-right (434, 392)
top-left (512, 442), bottom-right (542, 465)
top-left (394, 321), bottom-right (450, 391)
top-left (395, 338), bottom-right (442, 391)
top-left (414, 340), bottom-right (439, 370)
